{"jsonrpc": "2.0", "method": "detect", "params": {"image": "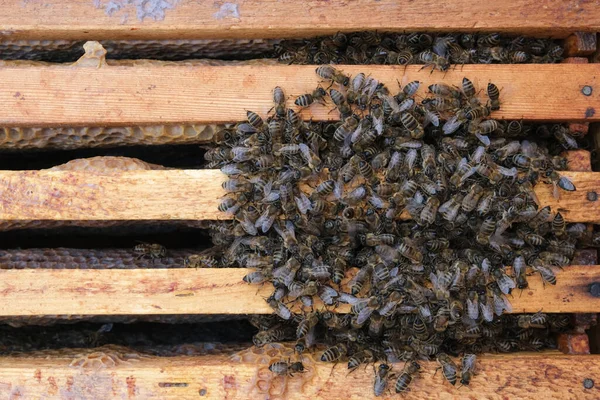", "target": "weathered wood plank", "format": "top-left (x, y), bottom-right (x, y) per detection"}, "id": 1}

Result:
top-left (0, 0), bottom-right (598, 40)
top-left (0, 351), bottom-right (597, 399)
top-left (0, 64), bottom-right (598, 127)
top-left (1, 169), bottom-right (594, 222)
top-left (0, 266), bottom-right (596, 316)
